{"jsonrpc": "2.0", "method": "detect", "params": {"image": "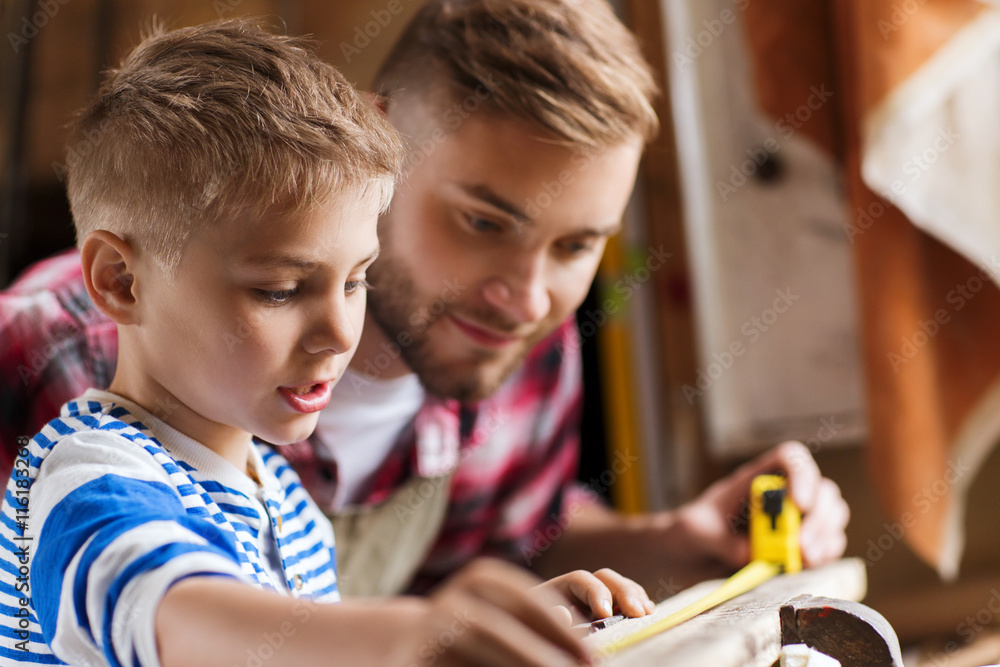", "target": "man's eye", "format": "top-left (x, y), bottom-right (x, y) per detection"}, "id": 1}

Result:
top-left (345, 279), bottom-right (372, 295)
top-left (254, 288), bottom-right (297, 305)
top-left (558, 240), bottom-right (592, 256)
top-left (467, 215), bottom-right (502, 233)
